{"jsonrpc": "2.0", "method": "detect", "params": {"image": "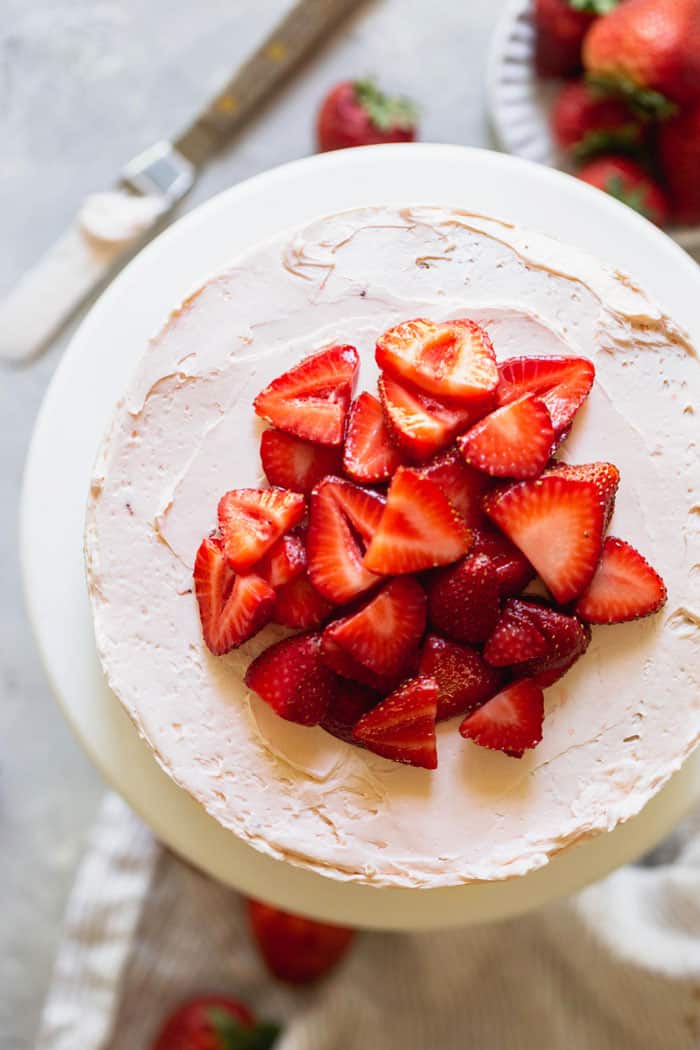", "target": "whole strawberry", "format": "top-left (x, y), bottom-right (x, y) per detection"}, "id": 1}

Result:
top-left (317, 79), bottom-right (417, 151)
top-left (584, 0), bottom-right (700, 113)
top-left (658, 104), bottom-right (700, 225)
top-left (551, 80), bottom-right (643, 160)
top-left (577, 155), bottom-right (670, 226)
top-left (247, 899), bottom-right (355, 983)
top-left (534, 0), bottom-right (618, 78)
top-left (152, 996), bottom-right (279, 1050)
